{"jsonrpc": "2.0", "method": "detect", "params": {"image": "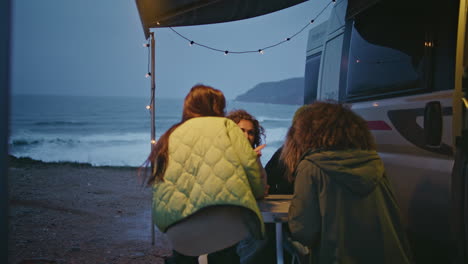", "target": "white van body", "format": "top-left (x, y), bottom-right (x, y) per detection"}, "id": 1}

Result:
top-left (304, 0), bottom-right (467, 262)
